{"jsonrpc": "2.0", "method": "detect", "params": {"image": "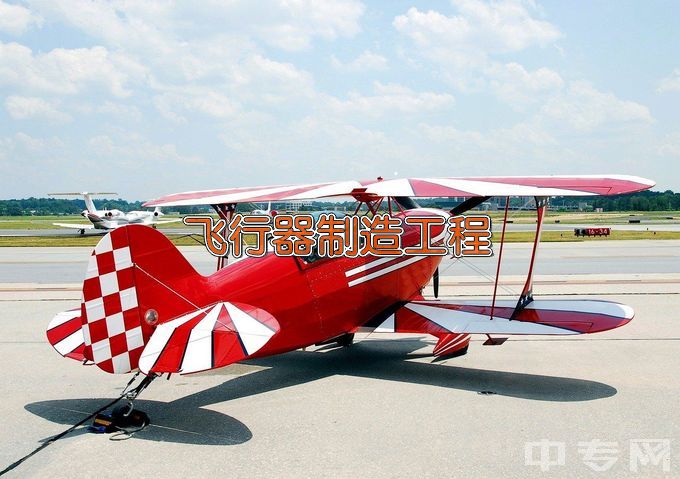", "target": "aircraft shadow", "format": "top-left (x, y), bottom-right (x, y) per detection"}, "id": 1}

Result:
top-left (179, 338), bottom-right (617, 407)
top-left (25, 338), bottom-right (616, 445)
top-left (25, 398), bottom-right (252, 446)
